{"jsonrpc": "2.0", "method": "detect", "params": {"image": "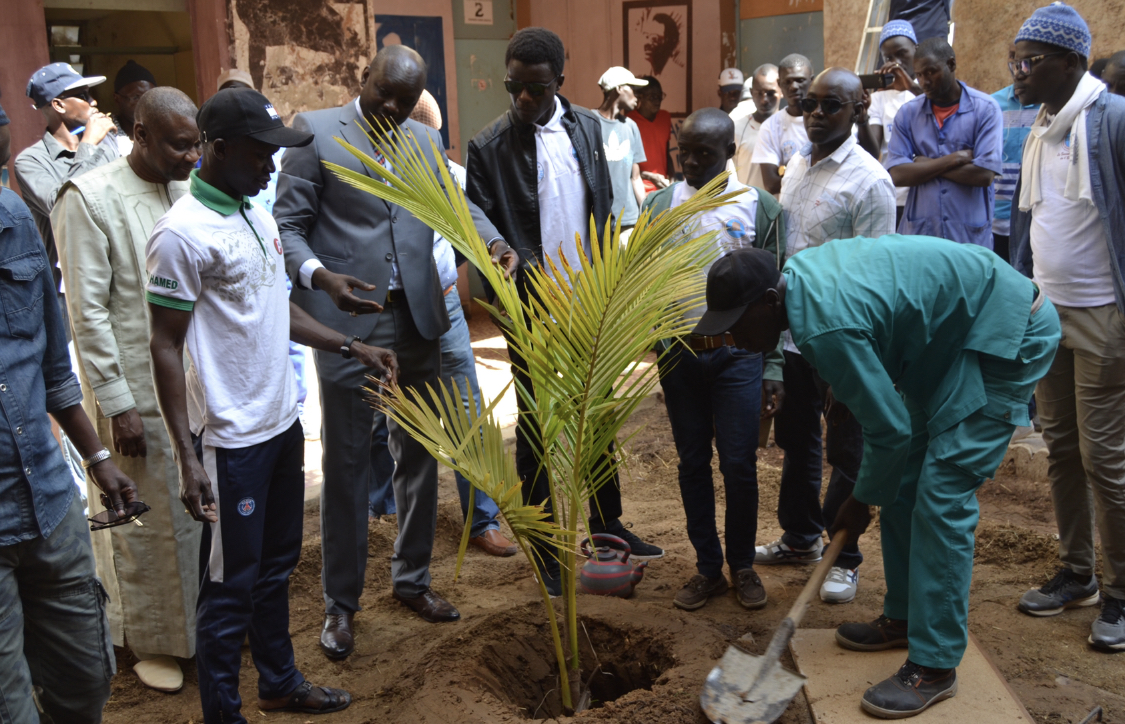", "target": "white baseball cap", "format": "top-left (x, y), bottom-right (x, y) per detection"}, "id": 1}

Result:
top-left (598, 67), bottom-right (649, 91)
top-left (718, 67), bottom-right (745, 88)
